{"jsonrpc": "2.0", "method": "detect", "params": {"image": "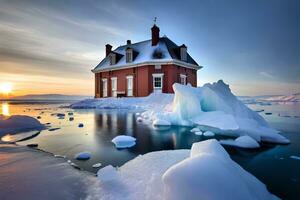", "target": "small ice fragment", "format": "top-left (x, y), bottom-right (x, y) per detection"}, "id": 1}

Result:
top-left (92, 163), bottom-right (102, 168)
top-left (290, 155), bottom-right (300, 160)
top-left (54, 154), bottom-right (66, 158)
top-left (74, 151), bottom-right (91, 160)
top-left (111, 135), bottom-right (136, 148)
top-left (70, 162), bottom-right (80, 170)
top-left (190, 127), bottom-right (200, 133)
top-left (97, 165), bottom-right (118, 182)
top-left (136, 117), bottom-right (143, 122)
top-left (78, 123), bottom-right (84, 127)
top-left (203, 131), bottom-right (215, 137)
top-left (194, 131), bottom-right (203, 136)
top-left (220, 136), bottom-right (260, 149)
top-left (136, 112), bottom-right (140, 116)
